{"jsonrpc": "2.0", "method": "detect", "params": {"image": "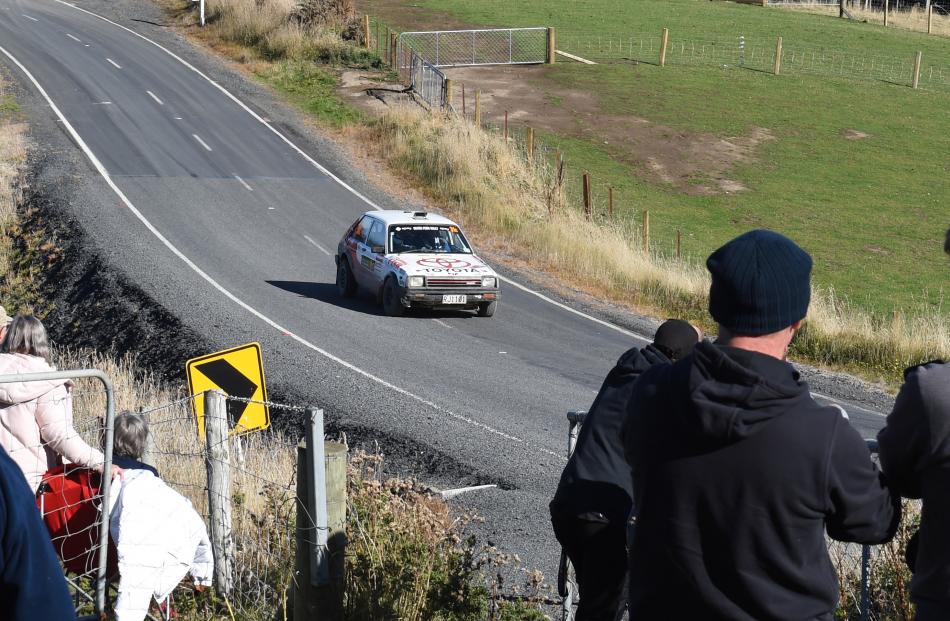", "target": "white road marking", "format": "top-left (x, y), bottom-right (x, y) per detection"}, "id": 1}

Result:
top-left (66, 33), bottom-right (81, 42)
top-left (22, 14), bottom-right (39, 21)
top-left (233, 174), bottom-right (252, 191)
top-left (174, 116), bottom-right (182, 120)
top-left (84, 44), bottom-right (90, 47)
top-left (192, 134), bottom-right (212, 151)
top-left (303, 235), bottom-right (331, 256)
top-left (105, 57), bottom-right (121, 69)
top-left (36, 2), bottom-right (886, 427)
top-left (146, 90), bottom-right (163, 105)
top-left (92, 101), bottom-right (112, 105)
top-left (47, 0), bottom-right (642, 351)
top-left (431, 319), bottom-right (452, 329)
top-left (0, 42), bottom-right (563, 463)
